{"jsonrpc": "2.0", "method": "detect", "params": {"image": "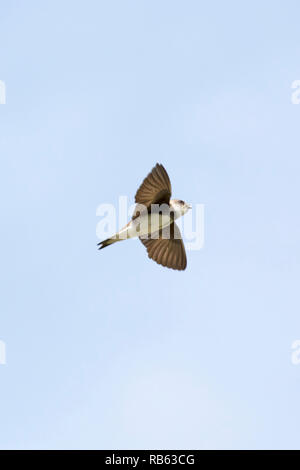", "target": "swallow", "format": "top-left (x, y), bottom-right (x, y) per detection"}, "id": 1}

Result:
top-left (98, 163), bottom-right (191, 270)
